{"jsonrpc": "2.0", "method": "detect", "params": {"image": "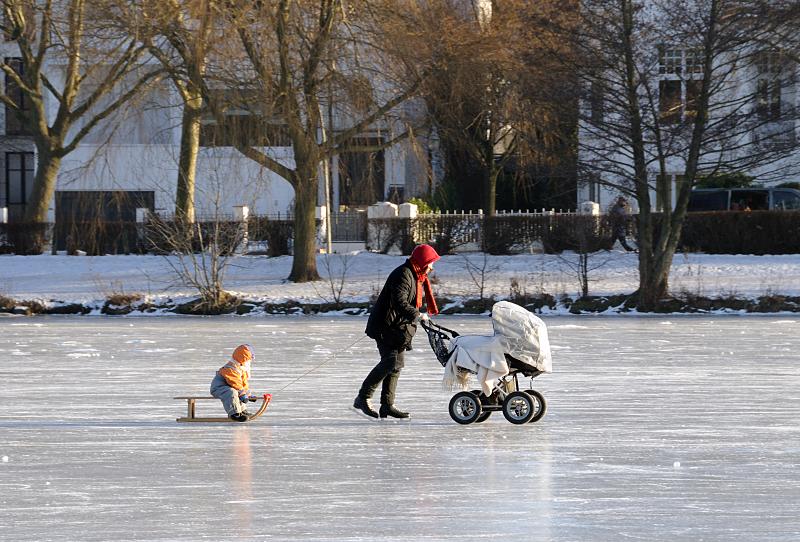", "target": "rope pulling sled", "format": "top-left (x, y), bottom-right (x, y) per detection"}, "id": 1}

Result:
top-left (174, 335), bottom-right (367, 423)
